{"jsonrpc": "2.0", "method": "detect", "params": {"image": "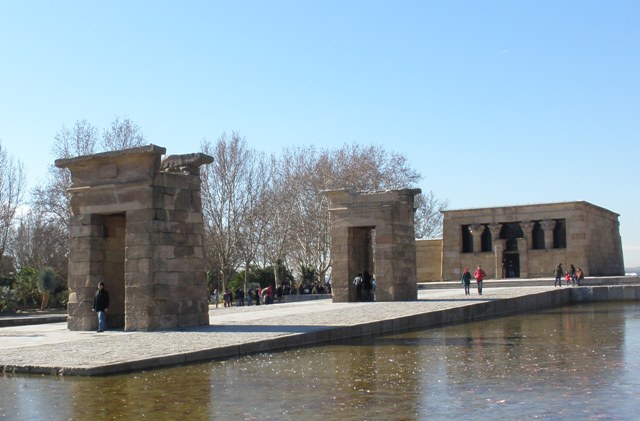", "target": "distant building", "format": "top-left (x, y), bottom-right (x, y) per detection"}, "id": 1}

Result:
top-left (416, 201), bottom-right (624, 281)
